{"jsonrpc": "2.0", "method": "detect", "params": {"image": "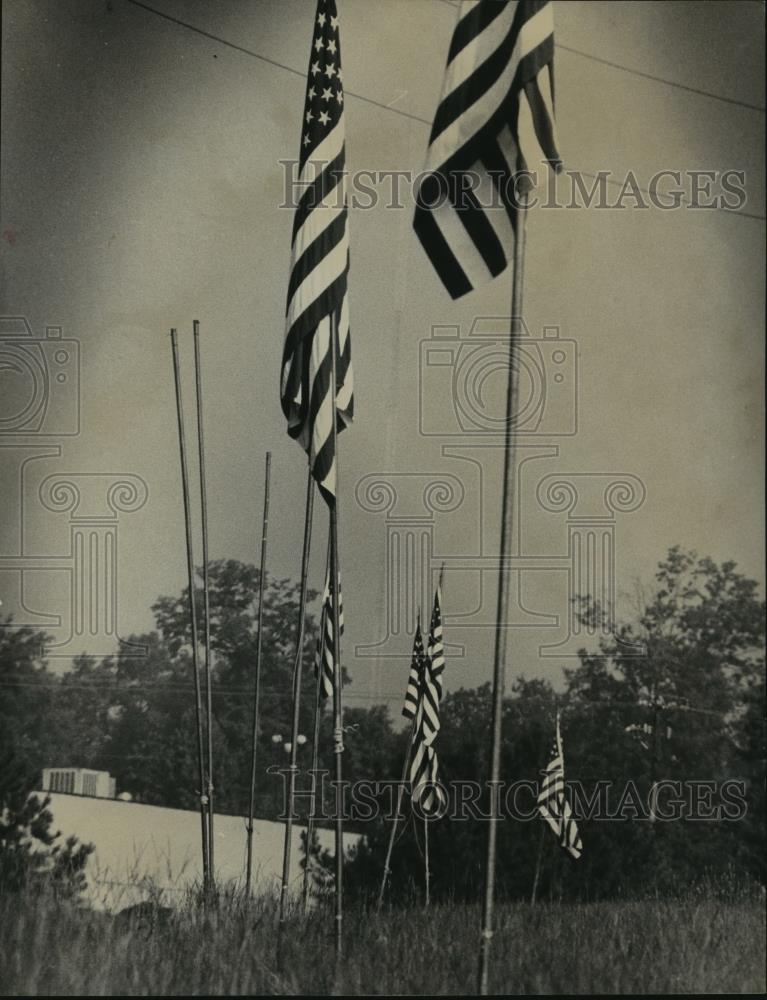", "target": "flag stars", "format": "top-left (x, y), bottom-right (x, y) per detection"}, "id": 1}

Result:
top-left (317, 11), bottom-right (326, 27)
top-left (318, 109), bottom-right (330, 125)
top-left (330, 14), bottom-right (338, 30)
top-left (321, 86), bottom-right (333, 101)
top-left (327, 38), bottom-right (337, 55)
top-left (335, 89), bottom-right (344, 105)
top-left (314, 36), bottom-right (324, 52)
top-left (310, 60), bottom-right (321, 75)
top-left (305, 109), bottom-right (314, 124)
top-left (325, 62), bottom-right (336, 78)
top-left (308, 86), bottom-right (316, 99)
top-left (303, 134), bottom-right (311, 147)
